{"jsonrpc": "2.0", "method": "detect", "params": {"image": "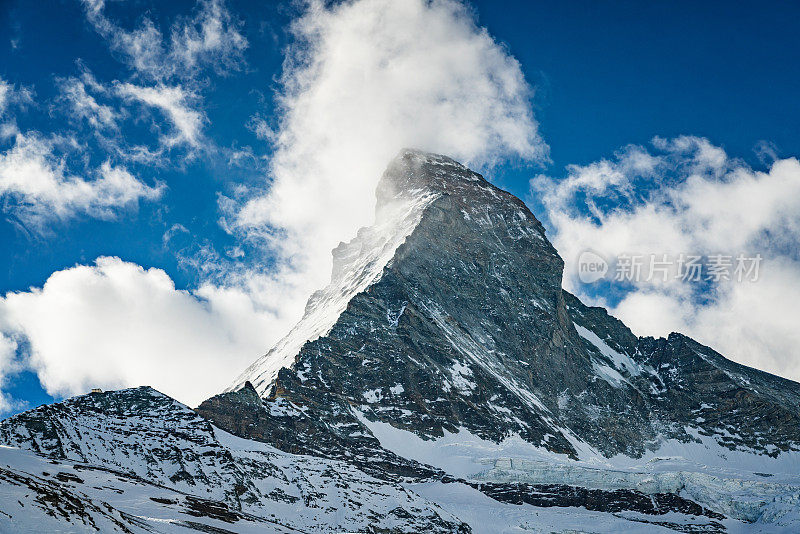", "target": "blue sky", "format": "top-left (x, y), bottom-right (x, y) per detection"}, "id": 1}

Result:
top-left (2, 0), bottom-right (800, 413)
